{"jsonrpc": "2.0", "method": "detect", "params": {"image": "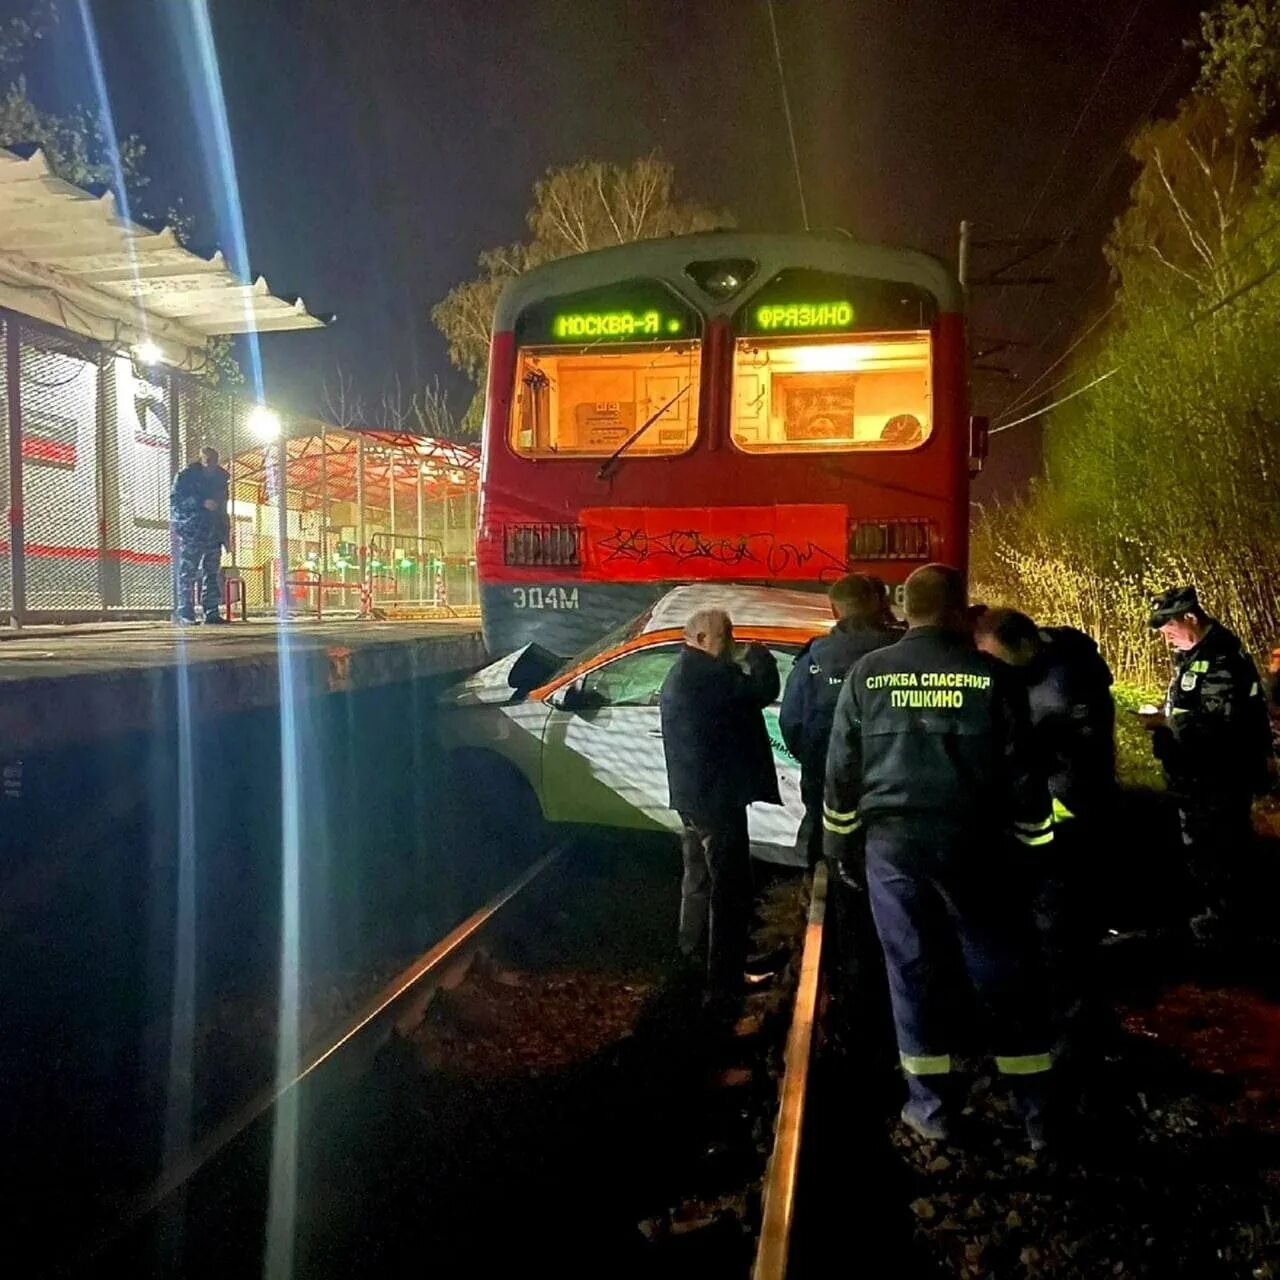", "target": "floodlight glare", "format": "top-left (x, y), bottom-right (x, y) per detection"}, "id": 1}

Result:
top-left (248, 405), bottom-right (282, 442)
